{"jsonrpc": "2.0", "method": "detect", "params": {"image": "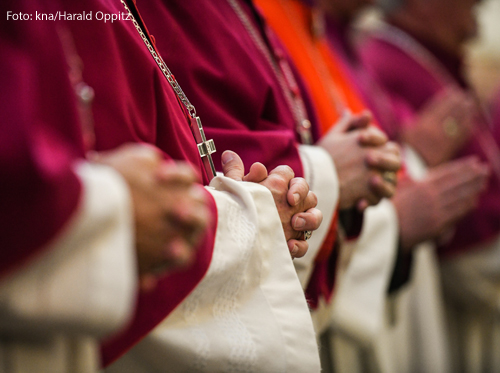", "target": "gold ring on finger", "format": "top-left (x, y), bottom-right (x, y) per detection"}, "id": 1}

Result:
top-left (382, 171), bottom-right (397, 185)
